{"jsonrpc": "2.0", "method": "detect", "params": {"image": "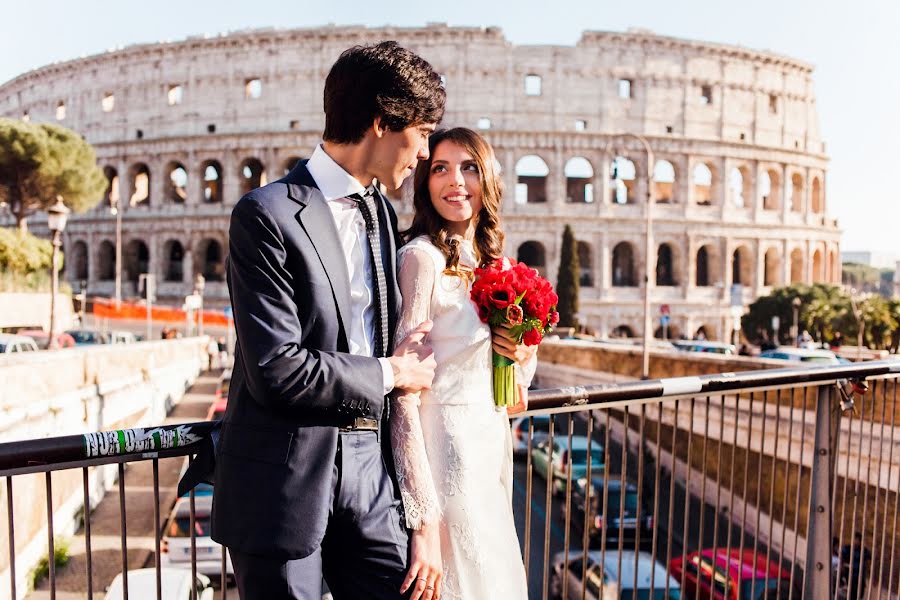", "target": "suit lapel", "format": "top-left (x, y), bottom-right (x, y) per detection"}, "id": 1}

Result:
top-left (282, 164), bottom-right (352, 344)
